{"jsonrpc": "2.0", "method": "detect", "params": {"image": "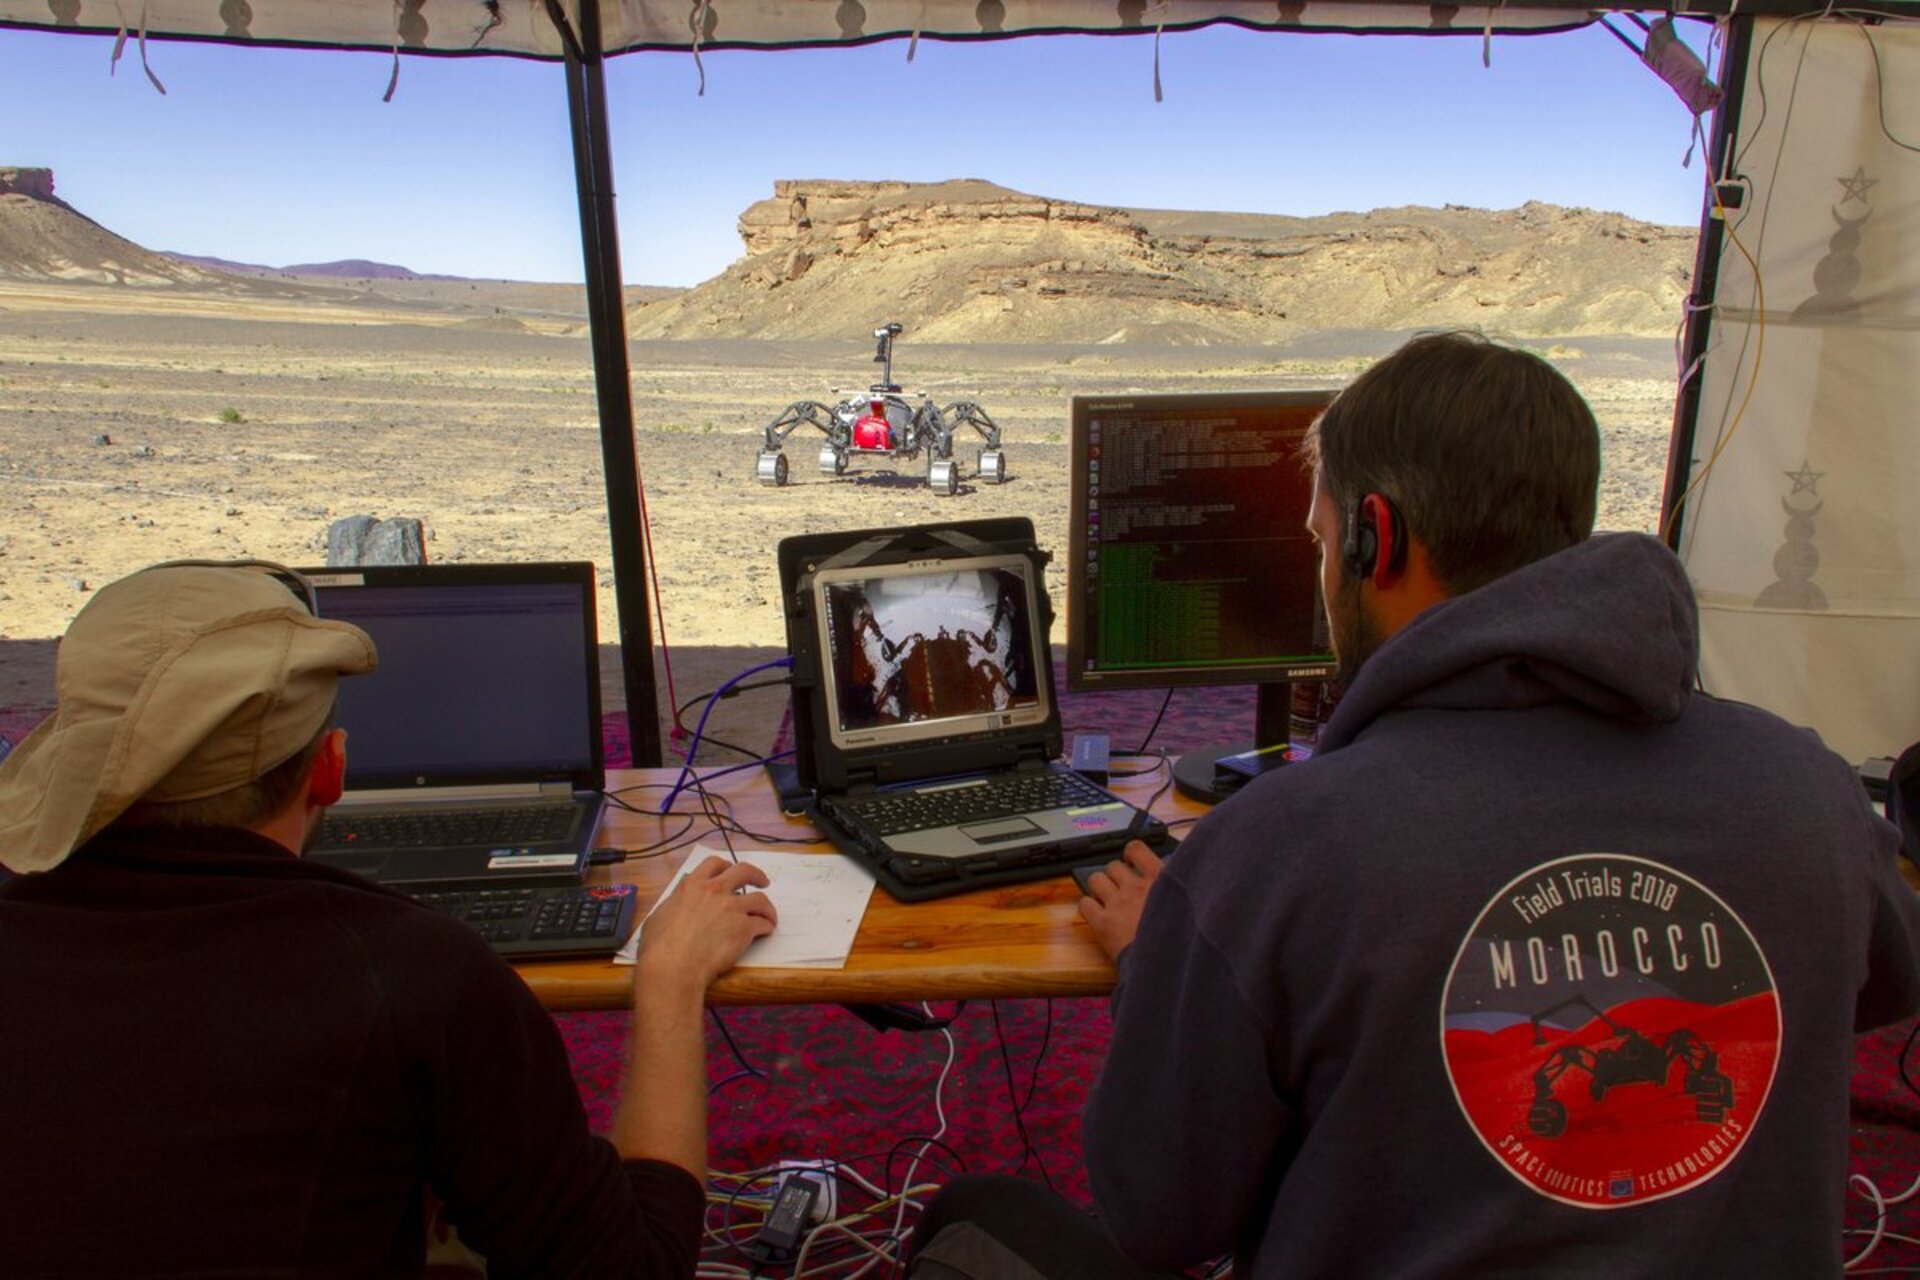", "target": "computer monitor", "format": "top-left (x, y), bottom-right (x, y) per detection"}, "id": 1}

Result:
top-left (1065, 388), bottom-right (1339, 803)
